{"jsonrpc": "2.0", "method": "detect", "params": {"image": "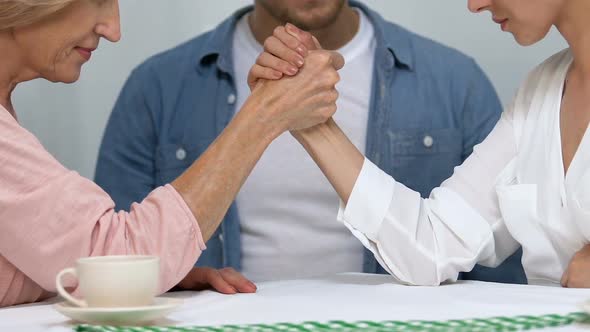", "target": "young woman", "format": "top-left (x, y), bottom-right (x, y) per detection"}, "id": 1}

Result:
top-left (250, 0), bottom-right (590, 288)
